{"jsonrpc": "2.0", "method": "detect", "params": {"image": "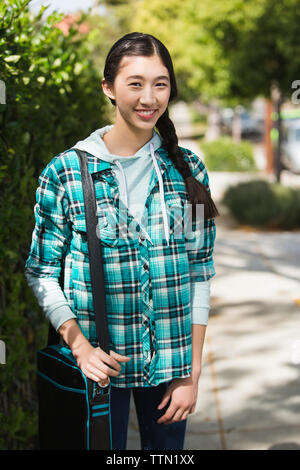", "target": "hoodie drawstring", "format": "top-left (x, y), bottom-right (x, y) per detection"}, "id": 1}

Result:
top-left (113, 144), bottom-right (170, 246)
top-left (114, 159), bottom-right (129, 208)
top-left (150, 143), bottom-right (170, 246)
